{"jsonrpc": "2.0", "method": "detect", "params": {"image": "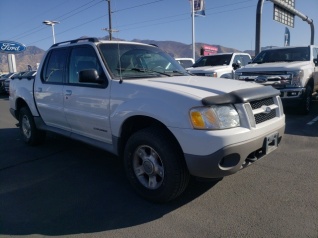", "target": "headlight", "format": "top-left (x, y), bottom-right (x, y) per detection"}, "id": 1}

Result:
top-left (190, 104), bottom-right (240, 130)
top-left (288, 70), bottom-right (303, 87)
top-left (205, 72), bottom-right (217, 77)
